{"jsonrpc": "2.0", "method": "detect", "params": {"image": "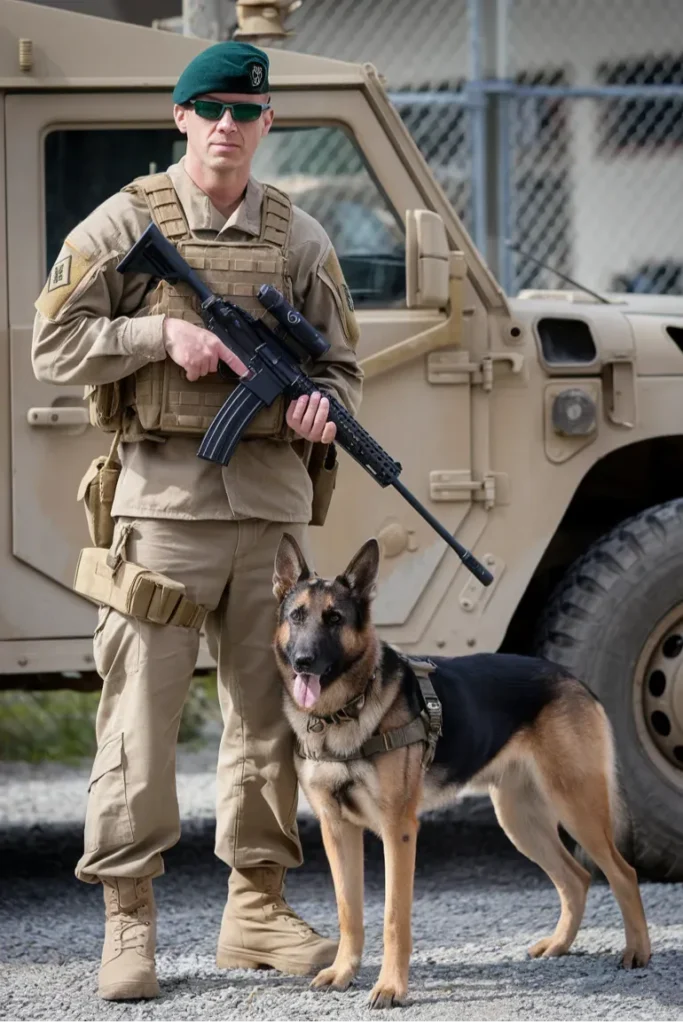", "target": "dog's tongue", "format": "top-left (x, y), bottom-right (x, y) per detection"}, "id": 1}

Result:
top-left (293, 673), bottom-right (321, 709)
